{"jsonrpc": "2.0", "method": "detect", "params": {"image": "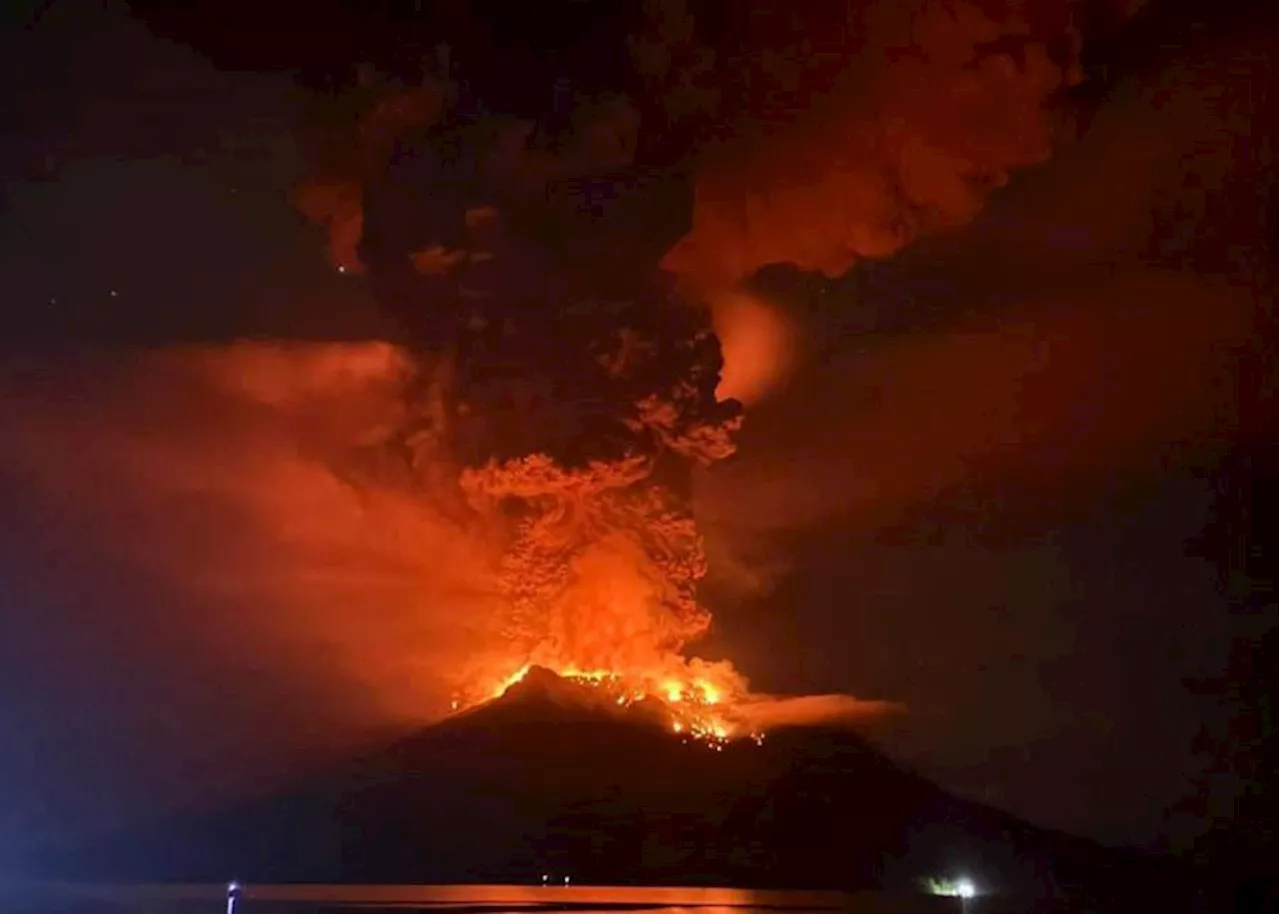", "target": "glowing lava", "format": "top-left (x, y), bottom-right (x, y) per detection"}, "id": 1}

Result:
top-left (461, 662), bottom-right (751, 749)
